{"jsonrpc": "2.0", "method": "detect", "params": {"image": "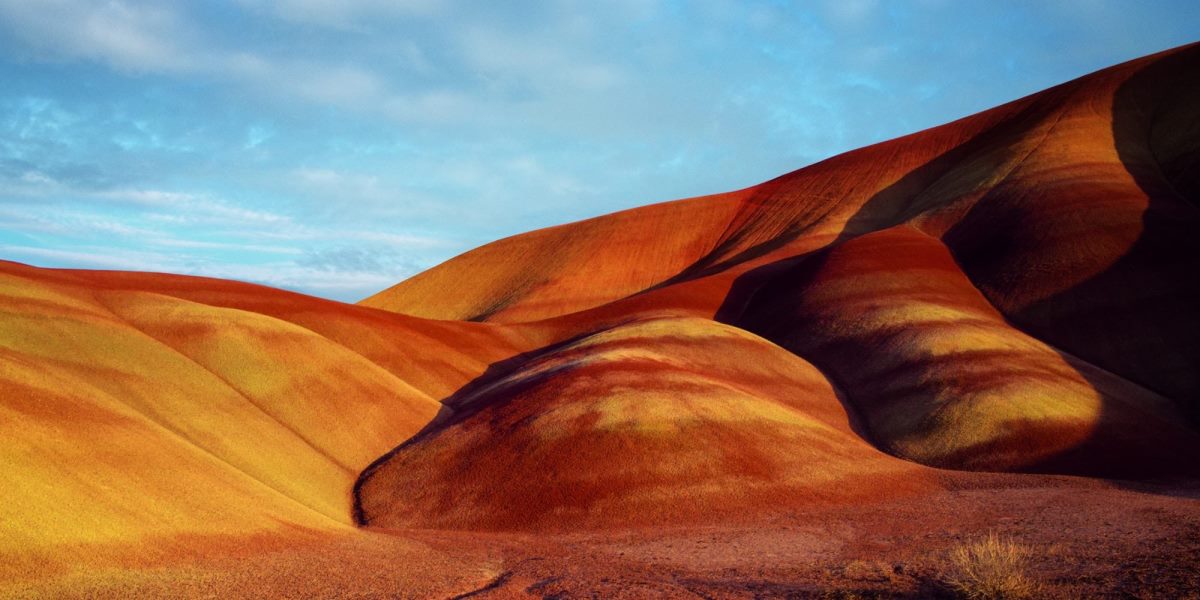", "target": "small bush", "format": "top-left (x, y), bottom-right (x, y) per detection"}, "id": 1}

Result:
top-left (942, 533), bottom-right (1038, 599)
